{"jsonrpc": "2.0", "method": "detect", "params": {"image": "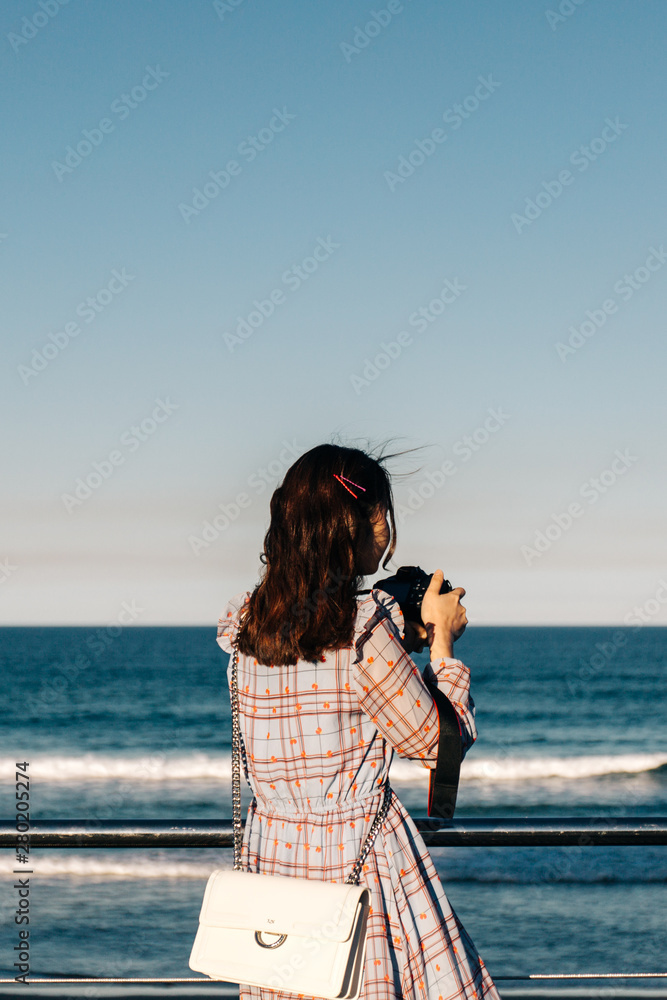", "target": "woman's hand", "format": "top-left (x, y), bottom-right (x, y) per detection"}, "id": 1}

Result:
top-left (421, 570), bottom-right (468, 660)
top-left (401, 620), bottom-right (428, 654)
